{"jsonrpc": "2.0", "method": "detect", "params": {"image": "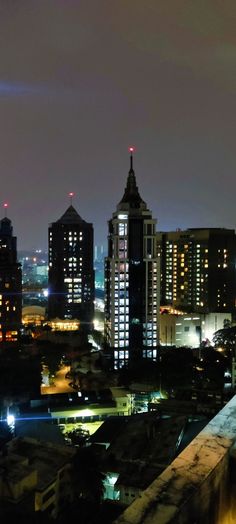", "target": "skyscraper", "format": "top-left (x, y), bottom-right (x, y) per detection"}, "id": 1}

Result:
top-left (104, 150), bottom-right (159, 369)
top-left (157, 228), bottom-right (236, 313)
top-left (0, 212), bottom-right (22, 343)
top-left (48, 203), bottom-right (94, 331)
